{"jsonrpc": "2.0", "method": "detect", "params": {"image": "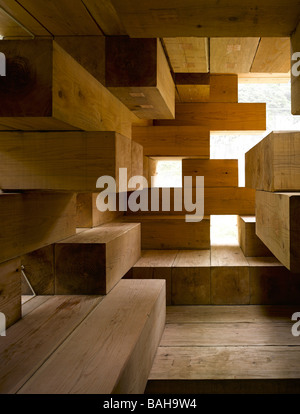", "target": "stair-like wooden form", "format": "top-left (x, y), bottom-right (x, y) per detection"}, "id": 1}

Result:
top-left (130, 247), bottom-right (300, 305)
top-left (146, 305), bottom-right (300, 394)
top-left (0, 131), bottom-right (135, 192)
top-left (122, 215), bottom-right (210, 250)
top-left (0, 40), bottom-right (139, 136)
top-left (105, 37), bottom-right (175, 119)
top-left (0, 280), bottom-right (166, 394)
top-left (238, 216), bottom-right (273, 257)
top-left (55, 222), bottom-right (141, 295)
top-left (245, 131), bottom-right (300, 191)
top-left (0, 192), bottom-right (76, 264)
